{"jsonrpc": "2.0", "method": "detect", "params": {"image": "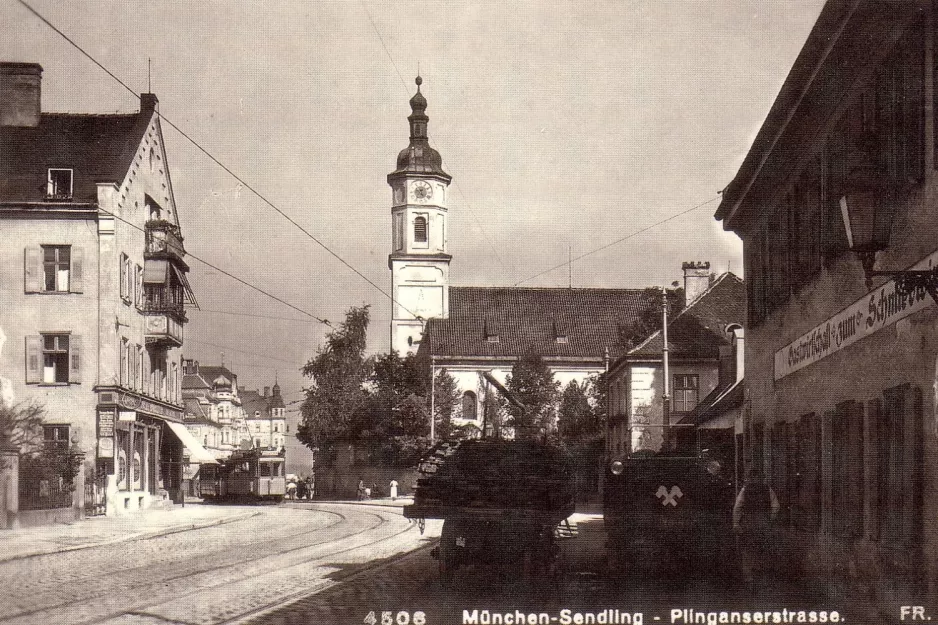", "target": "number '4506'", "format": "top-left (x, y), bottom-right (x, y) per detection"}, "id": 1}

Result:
top-left (364, 611), bottom-right (426, 625)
